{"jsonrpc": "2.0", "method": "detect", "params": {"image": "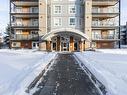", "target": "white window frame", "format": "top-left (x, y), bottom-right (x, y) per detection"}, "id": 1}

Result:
top-left (69, 5), bottom-right (76, 14)
top-left (54, 17), bottom-right (62, 26)
top-left (54, 5), bottom-right (62, 14)
top-left (69, 17), bottom-right (76, 26)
